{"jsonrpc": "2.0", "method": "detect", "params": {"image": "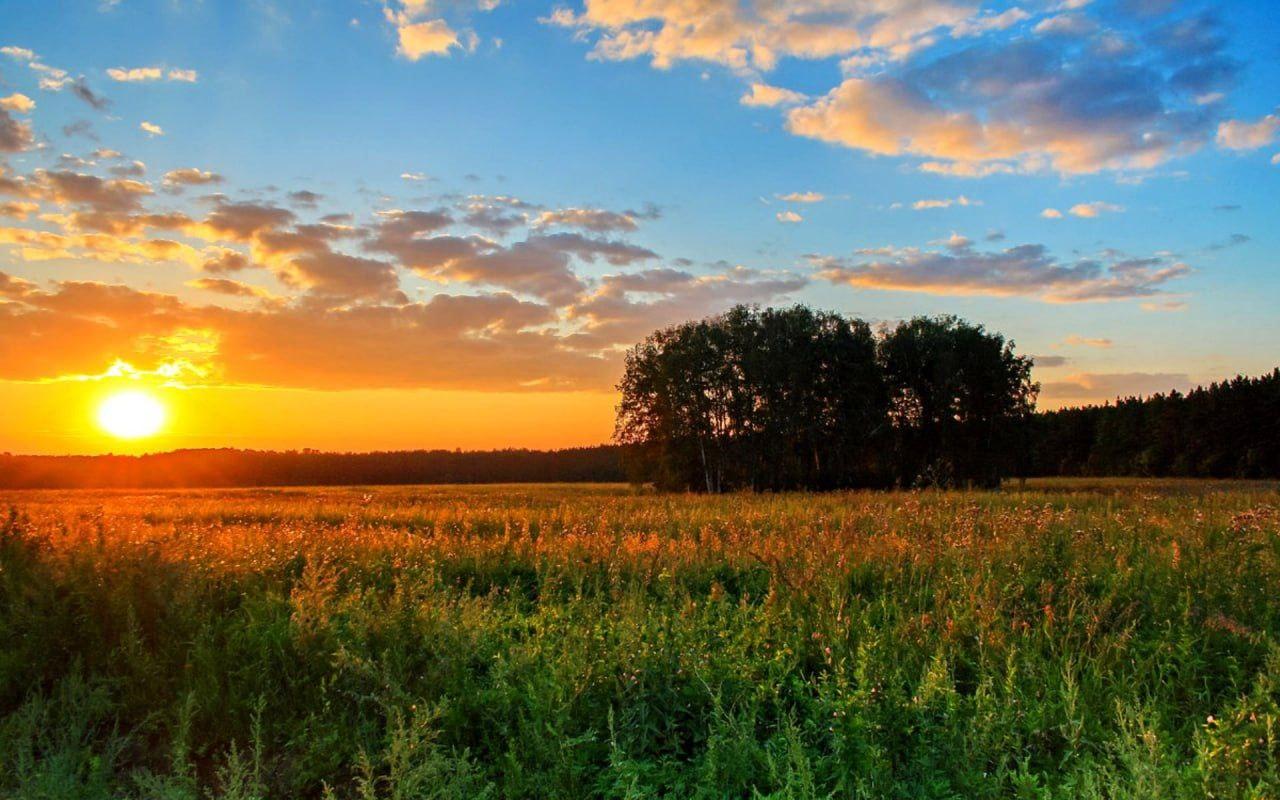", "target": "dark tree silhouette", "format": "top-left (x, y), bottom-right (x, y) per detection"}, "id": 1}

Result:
top-left (615, 306), bottom-right (887, 491)
top-left (0, 447), bottom-right (627, 489)
top-left (880, 316), bottom-right (1038, 488)
top-left (1027, 368), bottom-right (1280, 478)
top-left (616, 306), bottom-right (1035, 491)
